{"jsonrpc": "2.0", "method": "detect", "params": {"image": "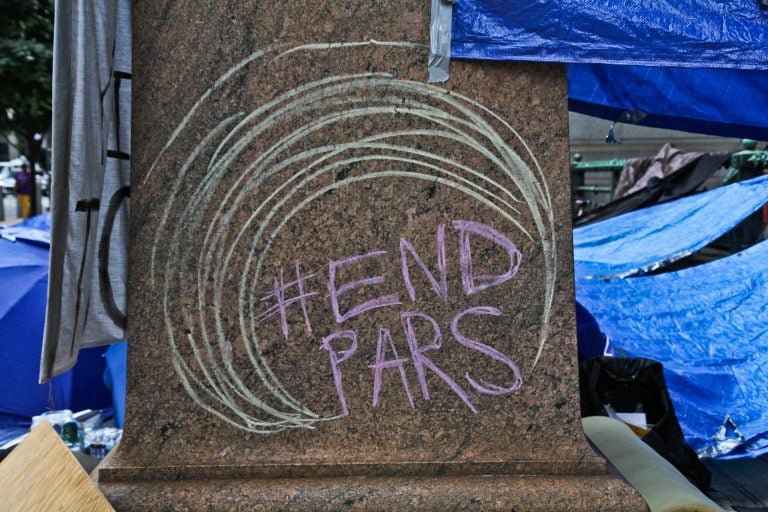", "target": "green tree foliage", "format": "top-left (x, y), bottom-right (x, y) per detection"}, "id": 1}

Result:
top-left (0, 0), bottom-right (53, 214)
